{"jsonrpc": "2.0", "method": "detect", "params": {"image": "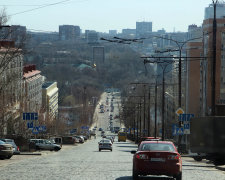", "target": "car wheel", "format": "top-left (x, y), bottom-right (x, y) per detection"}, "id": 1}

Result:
top-left (193, 156), bottom-right (202, 161)
top-left (54, 147), bottom-right (60, 151)
top-left (0, 156), bottom-right (5, 160)
top-left (99, 149), bottom-right (101, 152)
top-left (174, 173), bottom-right (182, 180)
top-left (132, 168), bottom-right (139, 180)
top-left (6, 155), bottom-right (12, 159)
